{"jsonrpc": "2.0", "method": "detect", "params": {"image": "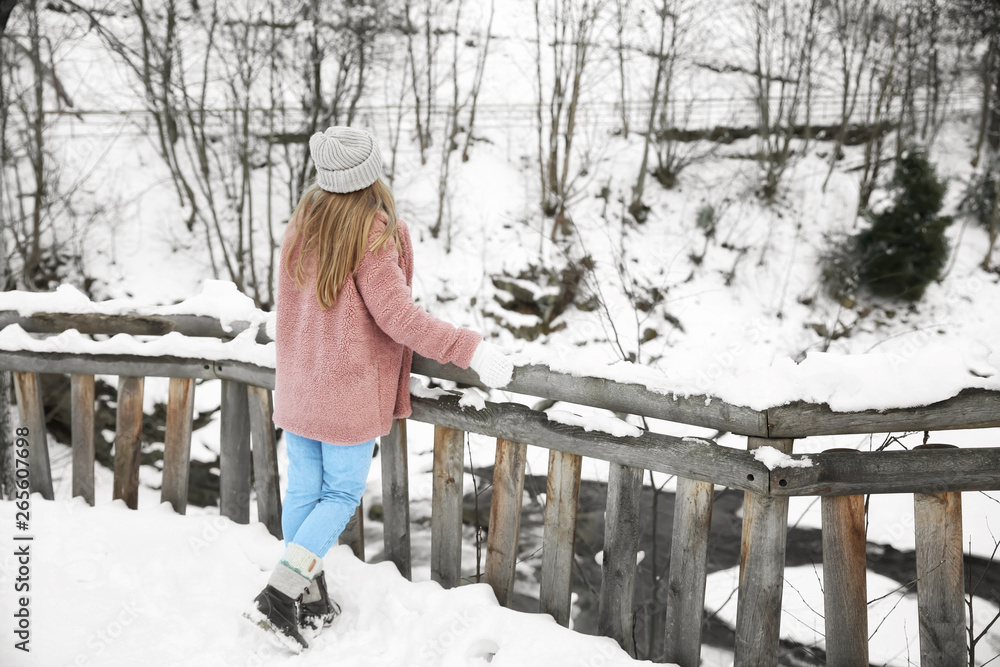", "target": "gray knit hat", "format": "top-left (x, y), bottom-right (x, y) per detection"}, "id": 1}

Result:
top-left (309, 126), bottom-right (384, 194)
